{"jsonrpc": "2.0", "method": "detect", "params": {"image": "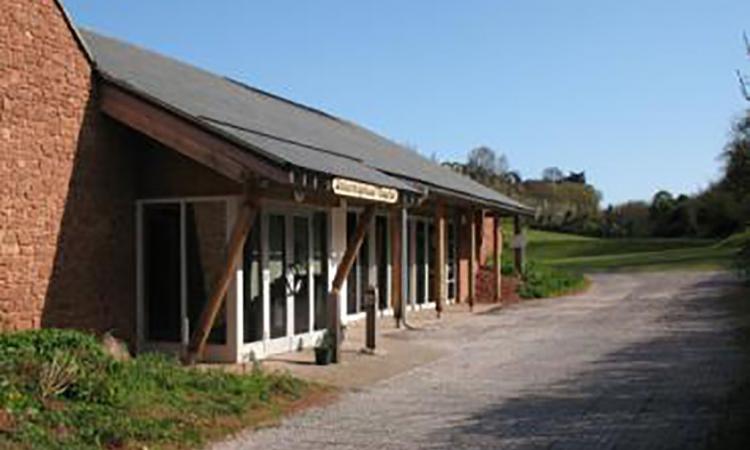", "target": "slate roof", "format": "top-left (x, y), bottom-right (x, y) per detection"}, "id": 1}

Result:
top-left (80, 30), bottom-right (531, 214)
